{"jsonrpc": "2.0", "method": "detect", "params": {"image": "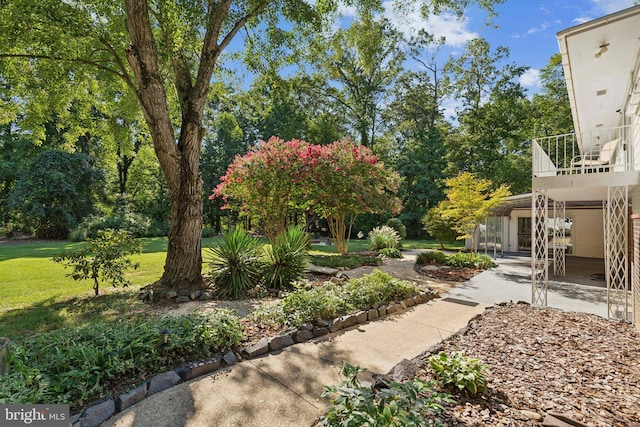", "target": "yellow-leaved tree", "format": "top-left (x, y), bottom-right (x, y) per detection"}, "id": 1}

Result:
top-left (438, 172), bottom-right (510, 252)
